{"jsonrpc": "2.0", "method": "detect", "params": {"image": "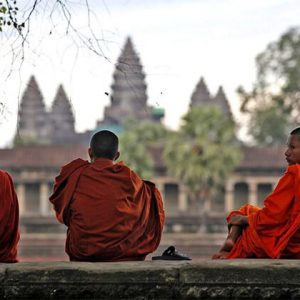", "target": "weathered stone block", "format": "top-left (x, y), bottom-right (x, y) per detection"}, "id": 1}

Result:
top-left (2, 260), bottom-right (300, 299)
